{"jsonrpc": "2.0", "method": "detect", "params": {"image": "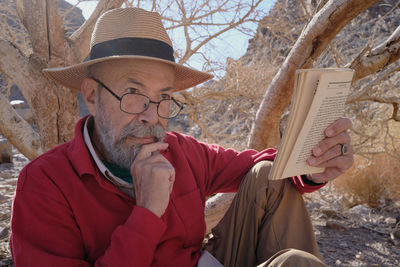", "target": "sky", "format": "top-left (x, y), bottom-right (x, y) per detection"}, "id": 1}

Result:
top-left (66, 0), bottom-right (275, 76)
